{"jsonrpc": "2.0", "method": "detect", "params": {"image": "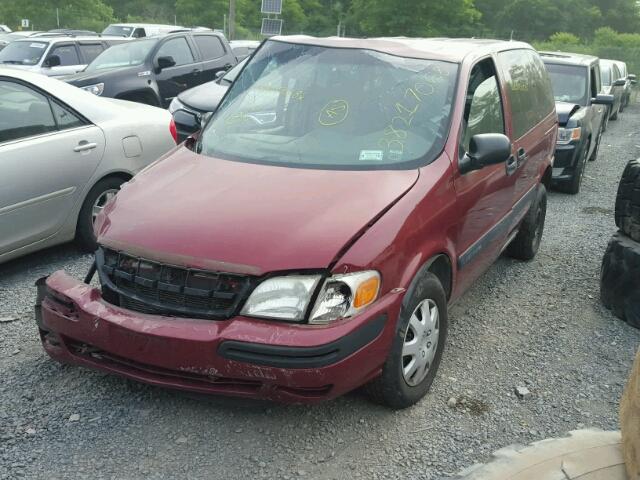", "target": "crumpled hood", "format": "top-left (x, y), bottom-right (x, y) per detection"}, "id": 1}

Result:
top-left (96, 147), bottom-right (419, 275)
top-left (555, 102), bottom-right (581, 125)
top-left (177, 80), bottom-right (228, 112)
